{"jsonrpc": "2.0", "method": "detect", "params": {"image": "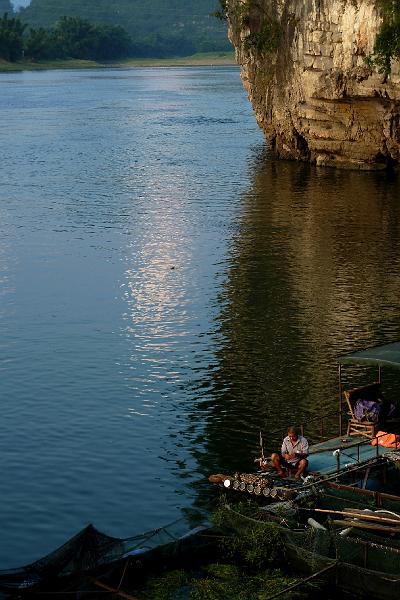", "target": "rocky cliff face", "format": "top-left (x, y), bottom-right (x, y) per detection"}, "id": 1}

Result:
top-left (227, 0), bottom-right (400, 169)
